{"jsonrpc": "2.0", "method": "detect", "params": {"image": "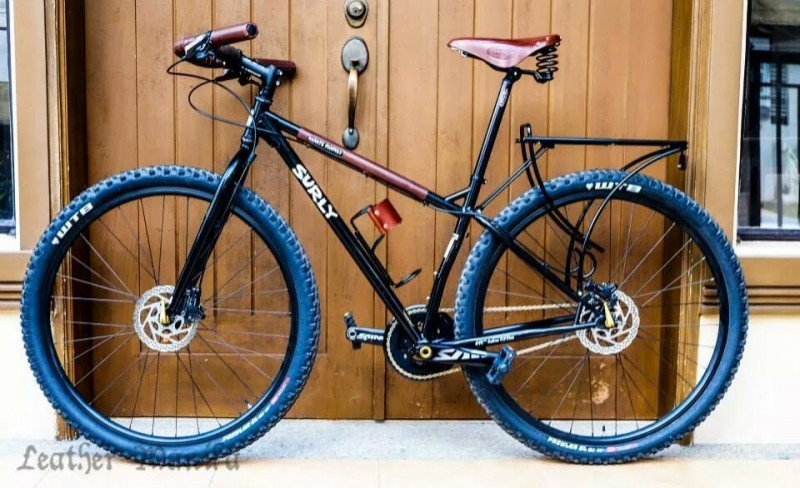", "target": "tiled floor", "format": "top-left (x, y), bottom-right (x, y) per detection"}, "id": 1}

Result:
top-left (6, 457), bottom-right (800, 487)
top-left (3, 421), bottom-right (799, 487)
